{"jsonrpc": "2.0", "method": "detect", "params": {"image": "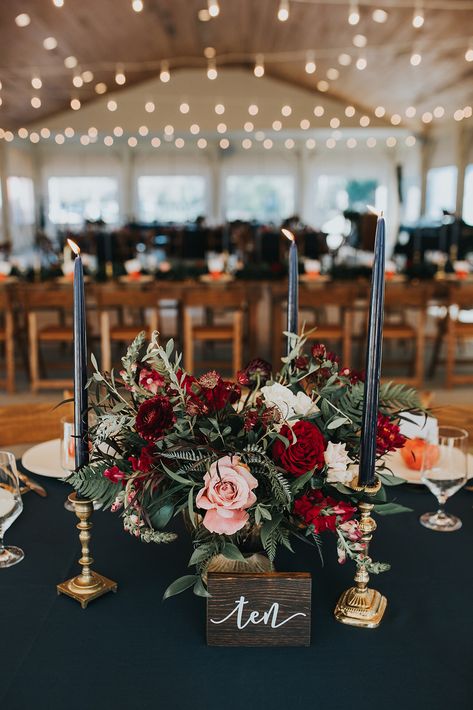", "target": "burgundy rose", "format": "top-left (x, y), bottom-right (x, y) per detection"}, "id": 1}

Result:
top-left (294, 355), bottom-right (309, 371)
top-left (135, 394), bottom-right (176, 441)
top-left (103, 466), bottom-right (126, 484)
top-left (272, 420), bottom-right (326, 477)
